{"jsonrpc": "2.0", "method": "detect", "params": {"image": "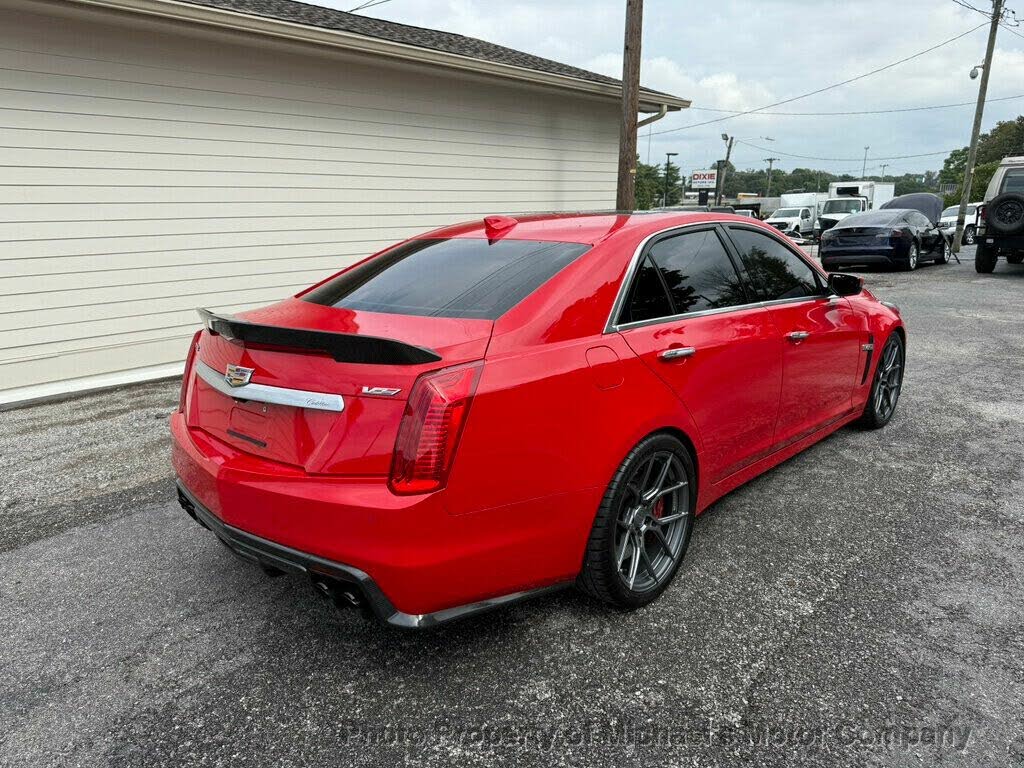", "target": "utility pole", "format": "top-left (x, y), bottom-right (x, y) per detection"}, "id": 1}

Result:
top-left (615, 0), bottom-right (643, 211)
top-left (764, 157), bottom-right (780, 198)
top-left (862, 146), bottom-right (870, 178)
top-left (717, 134), bottom-right (735, 206)
top-left (880, 163), bottom-right (889, 181)
top-left (955, 0), bottom-right (1004, 254)
top-left (663, 151), bottom-right (678, 206)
